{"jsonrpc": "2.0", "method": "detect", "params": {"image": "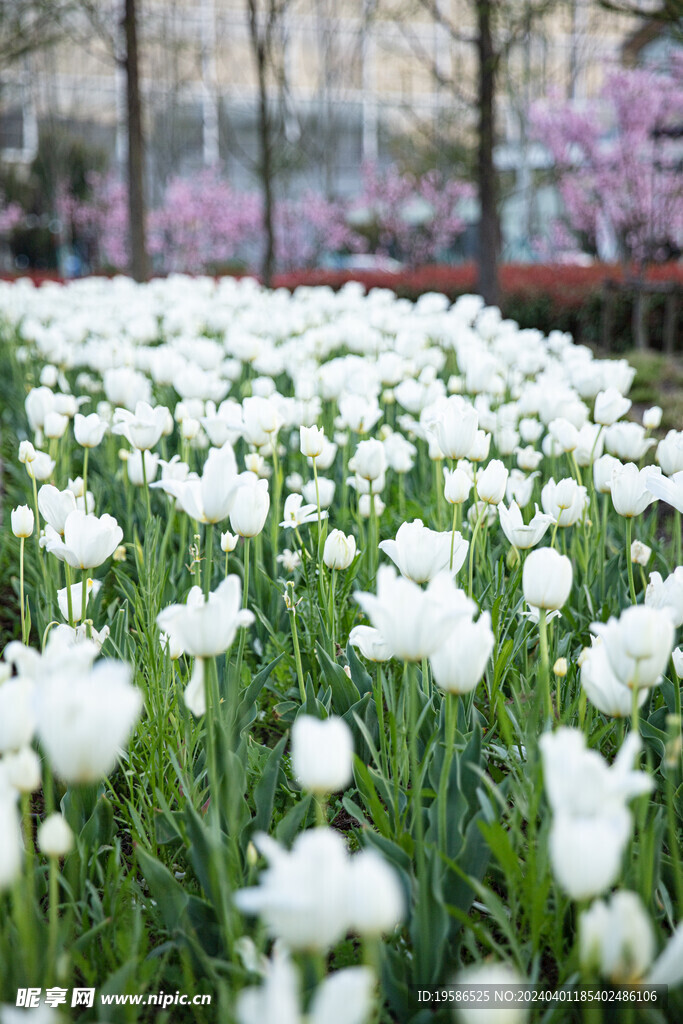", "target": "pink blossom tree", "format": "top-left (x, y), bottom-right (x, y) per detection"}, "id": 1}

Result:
top-left (57, 162), bottom-right (473, 275)
top-left (349, 164), bottom-right (473, 267)
top-left (531, 67), bottom-right (683, 269)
